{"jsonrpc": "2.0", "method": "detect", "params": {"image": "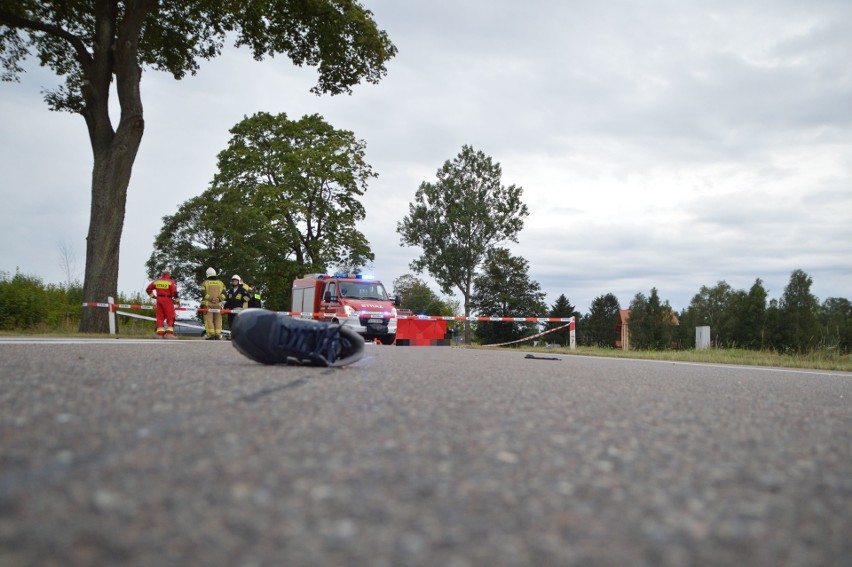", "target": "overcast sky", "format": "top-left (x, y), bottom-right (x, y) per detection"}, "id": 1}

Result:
top-left (1, 0), bottom-right (850, 313)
